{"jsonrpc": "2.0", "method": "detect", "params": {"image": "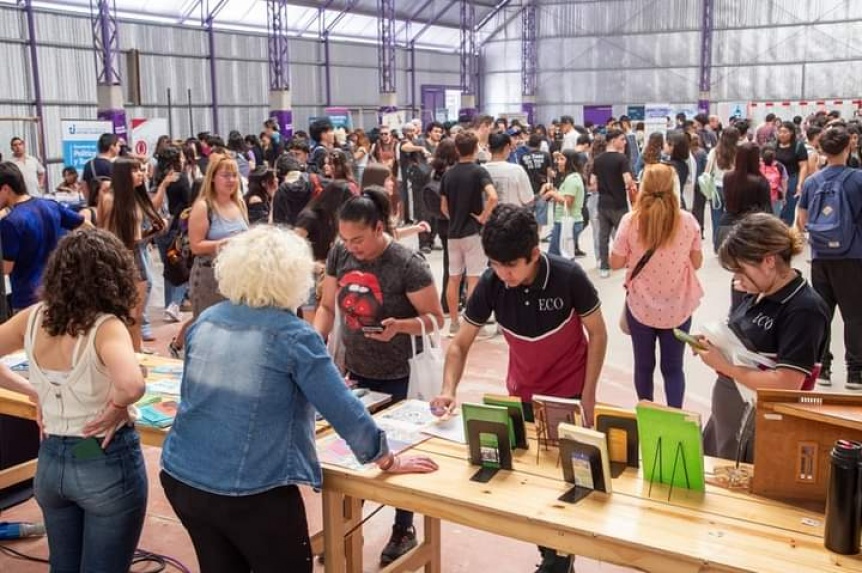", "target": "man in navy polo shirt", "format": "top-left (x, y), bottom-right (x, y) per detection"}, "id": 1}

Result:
top-left (432, 203), bottom-right (608, 573)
